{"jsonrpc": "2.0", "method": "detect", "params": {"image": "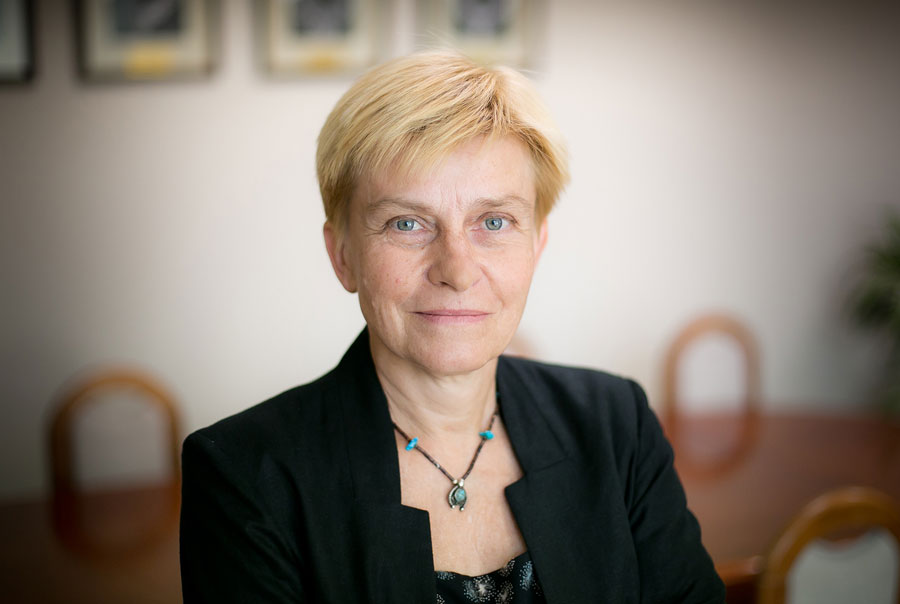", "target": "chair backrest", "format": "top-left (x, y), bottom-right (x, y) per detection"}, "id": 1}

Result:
top-left (757, 486), bottom-right (900, 604)
top-left (48, 368), bottom-right (181, 556)
top-left (661, 313), bottom-right (761, 477)
top-left (663, 313), bottom-right (761, 422)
